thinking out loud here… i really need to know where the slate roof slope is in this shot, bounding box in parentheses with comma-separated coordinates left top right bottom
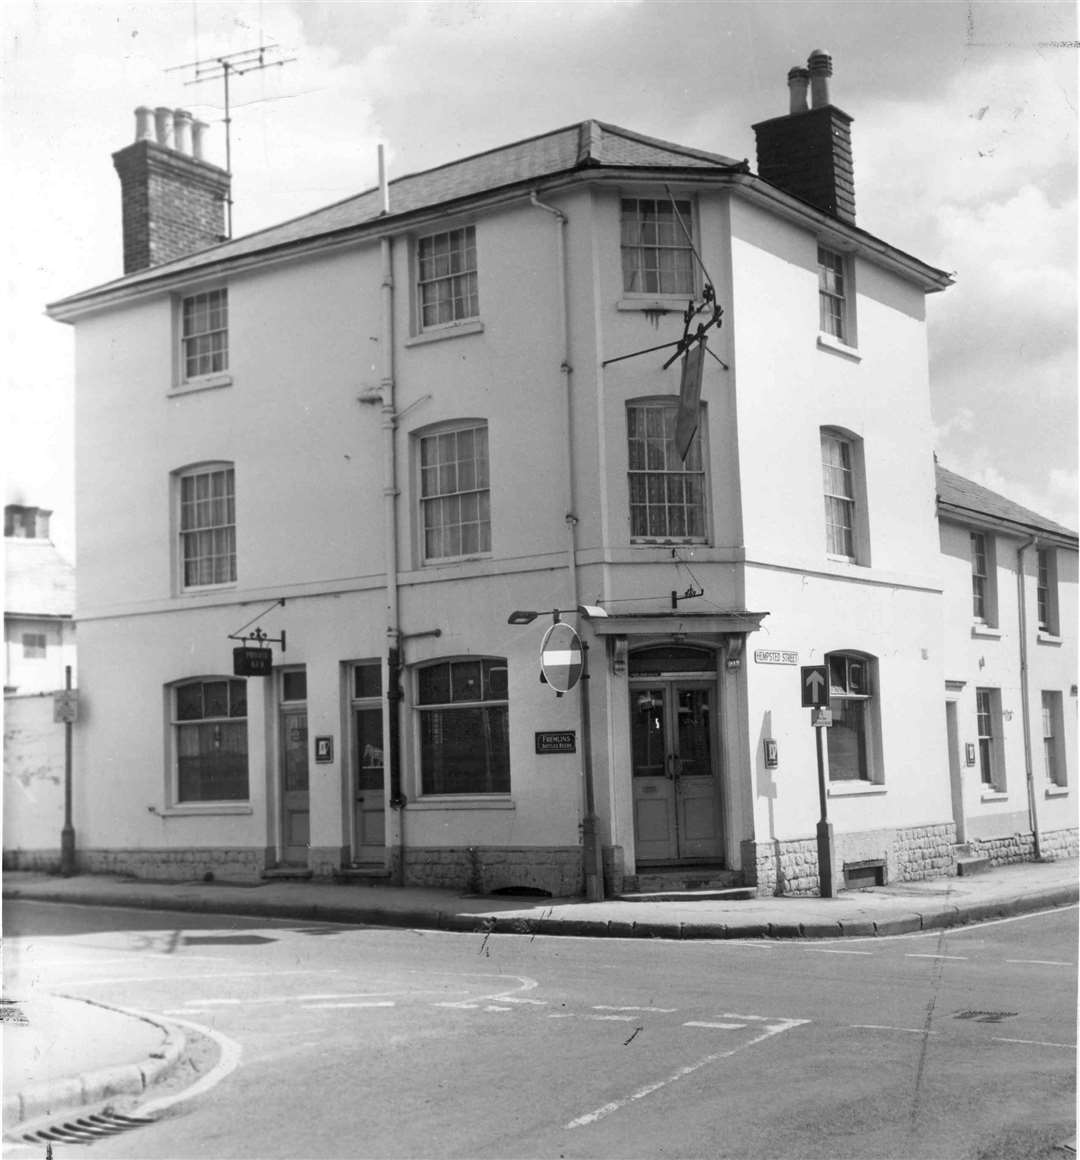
(4, 538, 76, 618)
(936, 463, 1078, 544)
(51, 121, 744, 305)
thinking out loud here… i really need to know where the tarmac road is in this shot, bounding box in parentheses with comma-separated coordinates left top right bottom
(4, 897, 1076, 1159)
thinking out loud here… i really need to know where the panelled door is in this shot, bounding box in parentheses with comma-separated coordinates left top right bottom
(353, 705, 385, 861)
(631, 679, 722, 863)
(280, 706, 310, 864)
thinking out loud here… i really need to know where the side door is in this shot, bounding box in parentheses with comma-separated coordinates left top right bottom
(631, 684, 678, 862)
(672, 682, 721, 861)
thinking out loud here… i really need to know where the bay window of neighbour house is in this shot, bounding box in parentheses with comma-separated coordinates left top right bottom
(1037, 549, 1059, 635)
(826, 653, 877, 782)
(419, 423, 490, 562)
(417, 226, 478, 329)
(970, 532, 997, 625)
(976, 687, 1005, 790)
(818, 246, 854, 345)
(627, 401, 707, 542)
(178, 464, 236, 588)
(417, 658, 509, 795)
(172, 678, 248, 802)
(1042, 691, 1067, 787)
(181, 289, 228, 379)
(621, 198, 695, 296)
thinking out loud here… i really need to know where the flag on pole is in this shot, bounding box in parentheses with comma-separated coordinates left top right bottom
(675, 337, 706, 461)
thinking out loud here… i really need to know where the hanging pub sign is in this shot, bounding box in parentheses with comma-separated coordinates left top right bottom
(233, 646, 274, 676)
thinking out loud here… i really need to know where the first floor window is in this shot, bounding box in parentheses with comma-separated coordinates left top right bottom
(821, 430, 857, 559)
(419, 424, 490, 561)
(418, 226, 478, 328)
(179, 464, 236, 588)
(627, 400, 707, 541)
(417, 658, 509, 795)
(621, 197, 695, 296)
(173, 678, 248, 802)
(970, 531, 997, 624)
(1037, 549, 1058, 634)
(22, 632, 47, 659)
(826, 653, 875, 781)
(1042, 691, 1067, 787)
(975, 687, 1003, 789)
(182, 288, 228, 379)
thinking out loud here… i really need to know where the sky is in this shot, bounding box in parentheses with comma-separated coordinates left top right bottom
(3, 0, 1077, 562)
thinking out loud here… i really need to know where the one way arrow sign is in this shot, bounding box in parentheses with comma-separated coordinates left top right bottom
(801, 664, 828, 708)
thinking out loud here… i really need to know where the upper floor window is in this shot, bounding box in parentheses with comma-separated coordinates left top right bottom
(172, 678, 248, 802)
(826, 653, 877, 782)
(818, 247, 855, 347)
(418, 423, 490, 563)
(22, 632, 47, 659)
(417, 227, 478, 329)
(970, 532, 997, 625)
(1037, 548, 1059, 635)
(179, 464, 236, 589)
(820, 429, 868, 563)
(416, 658, 509, 795)
(627, 400, 707, 543)
(182, 289, 228, 379)
(621, 198, 695, 296)
(976, 687, 1005, 790)
(1041, 691, 1067, 788)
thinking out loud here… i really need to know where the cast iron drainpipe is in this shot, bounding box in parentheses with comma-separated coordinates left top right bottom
(1017, 533, 1042, 860)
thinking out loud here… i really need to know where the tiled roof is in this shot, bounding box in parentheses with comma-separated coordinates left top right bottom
(55, 121, 743, 301)
(936, 464, 1077, 543)
(4, 538, 76, 617)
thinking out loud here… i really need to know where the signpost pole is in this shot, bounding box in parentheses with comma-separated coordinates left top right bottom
(814, 722, 834, 899)
(60, 665, 76, 877)
(578, 639, 604, 902)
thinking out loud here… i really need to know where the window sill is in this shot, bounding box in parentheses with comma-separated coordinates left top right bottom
(970, 623, 1002, 640)
(1045, 785, 1069, 798)
(827, 782, 886, 797)
(180, 582, 238, 597)
(170, 373, 233, 395)
(980, 790, 1008, 802)
(1037, 631, 1062, 646)
(157, 804, 253, 817)
(816, 333, 861, 362)
(406, 320, 484, 347)
(409, 797, 515, 810)
(616, 296, 691, 314)
(631, 538, 709, 548)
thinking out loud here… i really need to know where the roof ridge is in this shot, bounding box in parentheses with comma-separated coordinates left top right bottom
(592, 120, 742, 167)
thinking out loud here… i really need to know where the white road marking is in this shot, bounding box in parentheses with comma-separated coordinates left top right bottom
(129, 1011, 243, 1118)
(502, 997, 548, 1005)
(565, 1017, 809, 1129)
(547, 1012, 639, 1022)
(592, 1005, 677, 1013)
(850, 1024, 938, 1035)
(806, 948, 874, 956)
(52, 969, 340, 986)
(1004, 959, 1073, 967)
(905, 953, 967, 960)
(484, 1005, 512, 1012)
(683, 1021, 746, 1030)
(190, 991, 404, 1006)
(302, 1001, 396, 1010)
(992, 1036, 1076, 1048)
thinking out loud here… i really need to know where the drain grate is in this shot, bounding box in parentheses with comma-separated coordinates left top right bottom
(21, 1111, 156, 1146)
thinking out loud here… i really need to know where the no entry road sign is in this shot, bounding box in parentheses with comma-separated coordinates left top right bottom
(540, 621, 584, 694)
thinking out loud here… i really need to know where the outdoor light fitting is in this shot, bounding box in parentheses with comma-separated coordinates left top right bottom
(507, 605, 609, 626)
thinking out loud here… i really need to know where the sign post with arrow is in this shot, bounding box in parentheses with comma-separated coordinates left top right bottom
(801, 664, 837, 898)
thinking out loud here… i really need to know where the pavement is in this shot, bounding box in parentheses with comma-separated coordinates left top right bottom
(2, 858, 1077, 1138)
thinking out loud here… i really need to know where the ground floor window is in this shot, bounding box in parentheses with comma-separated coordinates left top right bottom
(826, 652, 876, 782)
(417, 658, 509, 794)
(172, 678, 248, 802)
(975, 687, 1004, 790)
(1042, 691, 1067, 787)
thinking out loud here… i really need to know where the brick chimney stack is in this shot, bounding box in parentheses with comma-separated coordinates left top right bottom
(112, 106, 230, 274)
(752, 50, 855, 224)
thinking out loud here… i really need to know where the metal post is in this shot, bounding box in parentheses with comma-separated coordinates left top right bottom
(60, 665, 76, 877)
(814, 722, 834, 898)
(579, 639, 604, 901)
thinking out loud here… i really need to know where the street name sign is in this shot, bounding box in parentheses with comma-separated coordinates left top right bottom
(801, 664, 828, 708)
(755, 649, 798, 665)
(540, 622, 583, 694)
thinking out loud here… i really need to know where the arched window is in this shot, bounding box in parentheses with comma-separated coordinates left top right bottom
(416, 658, 509, 795)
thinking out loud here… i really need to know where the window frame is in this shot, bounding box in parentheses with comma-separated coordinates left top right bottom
(975, 687, 1006, 792)
(1041, 690, 1067, 788)
(620, 196, 698, 299)
(626, 397, 709, 545)
(817, 245, 857, 351)
(175, 462, 237, 593)
(416, 421, 491, 565)
(1036, 548, 1059, 636)
(414, 657, 510, 798)
(970, 531, 998, 626)
(824, 651, 880, 785)
(820, 428, 869, 564)
(21, 632, 47, 659)
(178, 287, 229, 385)
(168, 676, 250, 806)
(415, 225, 479, 333)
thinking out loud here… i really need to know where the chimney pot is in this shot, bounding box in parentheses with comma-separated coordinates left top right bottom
(173, 108, 193, 155)
(154, 106, 175, 149)
(787, 66, 810, 114)
(808, 49, 833, 108)
(191, 119, 209, 162)
(134, 106, 155, 142)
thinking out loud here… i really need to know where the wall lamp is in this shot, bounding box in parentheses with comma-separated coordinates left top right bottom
(507, 605, 608, 625)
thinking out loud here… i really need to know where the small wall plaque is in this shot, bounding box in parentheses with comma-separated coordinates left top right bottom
(535, 731, 576, 754)
(315, 736, 334, 763)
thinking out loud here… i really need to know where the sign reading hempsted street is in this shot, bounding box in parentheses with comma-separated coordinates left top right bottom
(540, 621, 583, 694)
